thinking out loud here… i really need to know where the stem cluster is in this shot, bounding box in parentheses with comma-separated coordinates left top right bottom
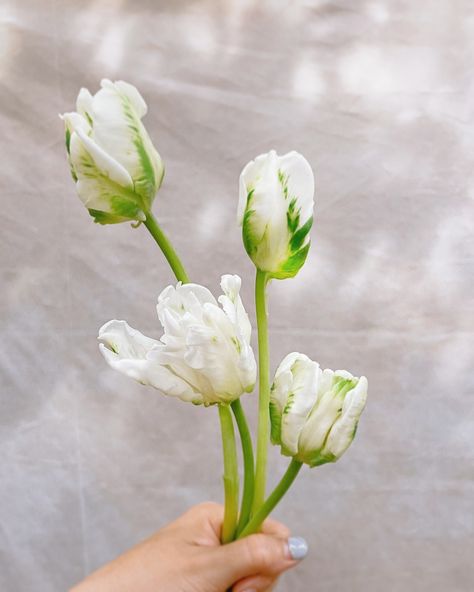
(142, 209, 302, 542)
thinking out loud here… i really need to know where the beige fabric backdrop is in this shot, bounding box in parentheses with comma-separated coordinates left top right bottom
(1, 1, 473, 590)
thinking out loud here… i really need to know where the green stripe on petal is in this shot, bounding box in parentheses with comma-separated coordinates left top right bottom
(65, 128, 71, 154)
(74, 139, 146, 223)
(305, 450, 337, 467)
(332, 376, 358, 397)
(88, 209, 136, 225)
(242, 212, 257, 255)
(286, 197, 300, 233)
(269, 398, 282, 445)
(274, 242, 311, 279)
(290, 215, 313, 252)
(117, 91, 164, 207)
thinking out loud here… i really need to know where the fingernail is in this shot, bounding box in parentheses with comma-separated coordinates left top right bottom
(242, 589, 256, 592)
(288, 536, 308, 560)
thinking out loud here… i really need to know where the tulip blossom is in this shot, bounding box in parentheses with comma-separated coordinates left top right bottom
(270, 352, 368, 466)
(238, 150, 315, 278)
(98, 275, 257, 405)
(61, 79, 164, 224)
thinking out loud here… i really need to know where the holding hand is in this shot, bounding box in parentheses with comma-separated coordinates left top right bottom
(71, 502, 308, 592)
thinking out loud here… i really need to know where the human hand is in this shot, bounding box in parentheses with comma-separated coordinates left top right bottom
(70, 502, 308, 592)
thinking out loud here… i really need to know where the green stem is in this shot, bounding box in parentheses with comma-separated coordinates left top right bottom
(142, 210, 257, 542)
(231, 399, 255, 537)
(252, 269, 270, 515)
(218, 404, 239, 544)
(143, 211, 189, 284)
(239, 459, 303, 538)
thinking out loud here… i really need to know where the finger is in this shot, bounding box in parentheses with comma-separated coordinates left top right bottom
(261, 517, 291, 538)
(233, 574, 276, 592)
(175, 501, 224, 535)
(204, 533, 308, 590)
(179, 501, 224, 526)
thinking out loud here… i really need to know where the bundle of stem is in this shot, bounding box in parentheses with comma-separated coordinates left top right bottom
(143, 209, 301, 541)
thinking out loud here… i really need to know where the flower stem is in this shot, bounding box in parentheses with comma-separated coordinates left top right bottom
(142, 210, 256, 543)
(252, 269, 270, 516)
(218, 404, 240, 544)
(231, 399, 255, 537)
(143, 210, 189, 284)
(239, 459, 303, 538)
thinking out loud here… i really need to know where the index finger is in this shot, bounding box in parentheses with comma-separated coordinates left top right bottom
(261, 517, 291, 538)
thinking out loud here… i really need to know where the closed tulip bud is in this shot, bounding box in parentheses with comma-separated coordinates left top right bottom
(61, 79, 164, 224)
(238, 150, 315, 279)
(98, 275, 257, 405)
(270, 352, 368, 466)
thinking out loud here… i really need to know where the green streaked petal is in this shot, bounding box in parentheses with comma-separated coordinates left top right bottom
(269, 399, 282, 445)
(332, 376, 359, 397)
(242, 208, 260, 256)
(272, 241, 311, 279)
(88, 209, 135, 225)
(286, 197, 300, 233)
(283, 392, 295, 415)
(65, 128, 71, 154)
(70, 131, 146, 224)
(306, 450, 336, 467)
(118, 92, 164, 206)
(290, 216, 313, 252)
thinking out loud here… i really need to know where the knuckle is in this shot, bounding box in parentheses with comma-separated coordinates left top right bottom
(193, 501, 222, 515)
(278, 525, 291, 538)
(264, 518, 291, 538)
(245, 534, 275, 570)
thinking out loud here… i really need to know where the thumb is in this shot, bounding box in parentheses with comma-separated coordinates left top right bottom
(206, 534, 307, 590)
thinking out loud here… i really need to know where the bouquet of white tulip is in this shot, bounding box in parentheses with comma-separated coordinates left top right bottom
(61, 79, 368, 545)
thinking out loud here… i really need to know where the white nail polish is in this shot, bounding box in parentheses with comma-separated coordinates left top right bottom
(288, 536, 308, 560)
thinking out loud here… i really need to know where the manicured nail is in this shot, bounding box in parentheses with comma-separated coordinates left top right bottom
(288, 536, 308, 560)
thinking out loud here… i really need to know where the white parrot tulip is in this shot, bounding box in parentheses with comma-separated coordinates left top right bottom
(61, 79, 164, 224)
(98, 275, 257, 405)
(270, 352, 368, 466)
(238, 150, 315, 278)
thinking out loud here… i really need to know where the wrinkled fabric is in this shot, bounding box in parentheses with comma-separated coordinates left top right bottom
(0, 1, 473, 591)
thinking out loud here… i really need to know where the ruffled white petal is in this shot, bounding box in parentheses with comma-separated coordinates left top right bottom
(76, 88, 94, 119)
(280, 354, 320, 456)
(278, 151, 315, 223)
(324, 376, 368, 458)
(98, 320, 203, 404)
(270, 351, 368, 466)
(106, 79, 147, 117)
(148, 346, 212, 403)
(98, 320, 158, 383)
(61, 112, 91, 135)
(68, 131, 143, 221)
(298, 386, 343, 455)
(99, 276, 256, 406)
(75, 128, 133, 187)
(270, 367, 292, 444)
(218, 274, 252, 344)
(157, 282, 217, 326)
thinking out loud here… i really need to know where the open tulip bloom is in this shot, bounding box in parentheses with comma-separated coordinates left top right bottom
(62, 80, 368, 545)
(98, 275, 257, 406)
